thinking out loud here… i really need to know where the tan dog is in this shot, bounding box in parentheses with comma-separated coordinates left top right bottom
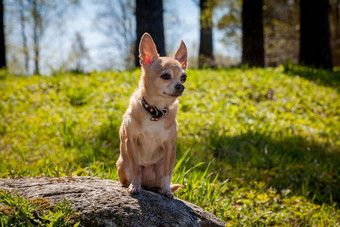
(116, 33, 187, 198)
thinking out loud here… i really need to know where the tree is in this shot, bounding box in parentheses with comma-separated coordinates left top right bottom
(135, 0, 165, 67)
(30, 0, 42, 75)
(264, 0, 299, 66)
(67, 32, 89, 73)
(5, 0, 79, 74)
(217, 0, 242, 50)
(198, 0, 216, 68)
(300, 0, 333, 69)
(0, 0, 6, 69)
(329, 0, 340, 66)
(95, 0, 135, 70)
(242, 0, 264, 67)
(18, 0, 29, 74)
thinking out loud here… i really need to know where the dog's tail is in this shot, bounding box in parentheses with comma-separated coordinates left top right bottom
(170, 184, 183, 193)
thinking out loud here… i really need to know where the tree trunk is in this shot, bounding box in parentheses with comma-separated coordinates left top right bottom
(134, 0, 165, 67)
(336, 0, 340, 38)
(198, 0, 215, 68)
(242, 0, 264, 67)
(32, 0, 40, 75)
(0, 0, 6, 69)
(299, 0, 333, 69)
(19, 0, 29, 75)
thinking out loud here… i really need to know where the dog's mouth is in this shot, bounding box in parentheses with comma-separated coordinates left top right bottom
(163, 91, 183, 97)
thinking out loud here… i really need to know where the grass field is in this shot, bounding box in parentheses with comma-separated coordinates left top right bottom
(1, 65, 340, 225)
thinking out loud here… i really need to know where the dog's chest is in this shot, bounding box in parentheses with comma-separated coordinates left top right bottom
(137, 120, 169, 166)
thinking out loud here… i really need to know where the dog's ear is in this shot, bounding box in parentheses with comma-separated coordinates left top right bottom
(139, 33, 159, 66)
(174, 41, 187, 69)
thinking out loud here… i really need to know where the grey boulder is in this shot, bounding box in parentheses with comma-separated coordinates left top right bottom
(0, 176, 225, 227)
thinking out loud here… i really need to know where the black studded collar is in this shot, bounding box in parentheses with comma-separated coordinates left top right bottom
(141, 97, 169, 121)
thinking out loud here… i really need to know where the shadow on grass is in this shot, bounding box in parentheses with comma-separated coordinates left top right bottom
(59, 113, 121, 166)
(92, 114, 121, 160)
(208, 131, 340, 206)
(283, 64, 340, 91)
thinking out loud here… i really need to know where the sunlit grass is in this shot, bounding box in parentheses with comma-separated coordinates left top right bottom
(0, 189, 80, 226)
(0, 67, 340, 225)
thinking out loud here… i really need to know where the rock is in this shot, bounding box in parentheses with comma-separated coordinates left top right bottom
(0, 176, 225, 227)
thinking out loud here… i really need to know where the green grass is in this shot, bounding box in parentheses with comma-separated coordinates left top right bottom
(0, 189, 80, 226)
(0, 66, 340, 225)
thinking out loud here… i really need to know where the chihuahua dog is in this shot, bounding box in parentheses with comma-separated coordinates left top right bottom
(116, 33, 187, 198)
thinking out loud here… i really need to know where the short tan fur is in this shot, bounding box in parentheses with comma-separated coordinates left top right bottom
(116, 33, 187, 198)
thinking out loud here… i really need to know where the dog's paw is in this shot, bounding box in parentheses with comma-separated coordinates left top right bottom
(158, 188, 174, 199)
(127, 183, 141, 194)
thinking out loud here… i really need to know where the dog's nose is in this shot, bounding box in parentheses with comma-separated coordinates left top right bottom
(175, 83, 185, 92)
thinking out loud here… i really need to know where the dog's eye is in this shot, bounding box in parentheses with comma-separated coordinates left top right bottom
(180, 74, 187, 82)
(160, 73, 171, 80)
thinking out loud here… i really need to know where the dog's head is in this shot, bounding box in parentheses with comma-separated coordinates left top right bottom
(139, 33, 187, 98)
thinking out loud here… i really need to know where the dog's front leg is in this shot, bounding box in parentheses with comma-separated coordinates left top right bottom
(125, 137, 141, 194)
(159, 142, 176, 198)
